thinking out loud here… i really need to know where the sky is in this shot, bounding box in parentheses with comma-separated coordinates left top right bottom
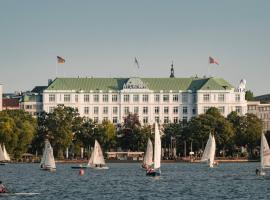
(0, 0, 269, 95)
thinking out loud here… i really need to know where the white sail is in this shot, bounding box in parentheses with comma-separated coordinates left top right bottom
(154, 123, 161, 169)
(89, 140, 105, 166)
(40, 140, 56, 170)
(143, 138, 153, 166)
(201, 133, 216, 167)
(0, 145, 5, 161)
(3, 144, 10, 161)
(209, 135, 216, 168)
(261, 133, 270, 169)
(88, 149, 94, 166)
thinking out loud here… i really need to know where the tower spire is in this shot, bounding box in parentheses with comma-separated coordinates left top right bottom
(170, 61, 175, 78)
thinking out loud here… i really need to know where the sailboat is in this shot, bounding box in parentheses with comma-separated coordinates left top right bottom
(146, 123, 161, 176)
(142, 138, 153, 169)
(201, 133, 216, 168)
(87, 140, 109, 169)
(0, 144, 11, 165)
(40, 139, 56, 172)
(259, 133, 270, 176)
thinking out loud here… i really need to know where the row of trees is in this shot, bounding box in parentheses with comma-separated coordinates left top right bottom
(0, 105, 264, 159)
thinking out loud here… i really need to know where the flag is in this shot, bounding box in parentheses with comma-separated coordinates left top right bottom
(134, 57, 140, 68)
(209, 56, 219, 65)
(57, 56, 65, 64)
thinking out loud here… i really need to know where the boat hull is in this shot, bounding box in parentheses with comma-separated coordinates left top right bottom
(146, 170, 161, 176)
(71, 166, 88, 169)
(40, 167, 56, 172)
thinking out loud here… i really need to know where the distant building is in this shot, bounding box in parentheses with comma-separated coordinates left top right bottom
(20, 86, 46, 116)
(42, 76, 247, 124)
(2, 98, 20, 110)
(247, 101, 270, 132)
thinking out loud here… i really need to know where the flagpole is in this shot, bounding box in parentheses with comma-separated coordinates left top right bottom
(56, 60, 58, 78)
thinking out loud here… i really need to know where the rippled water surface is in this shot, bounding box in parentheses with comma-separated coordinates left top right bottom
(1, 162, 270, 200)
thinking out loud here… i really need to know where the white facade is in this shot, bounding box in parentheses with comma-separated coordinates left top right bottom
(43, 77, 247, 124)
(248, 101, 270, 132)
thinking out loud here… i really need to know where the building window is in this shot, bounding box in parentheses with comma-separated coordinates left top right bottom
(173, 94, 178, 102)
(124, 107, 129, 115)
(64, 94, 71, 102)
(218, 106, 225, 114)
(154, 94, 160, 102)
(192, 108, 196, 115)
(112, 94, 118, 102)
(103, 94, 108, 102)
(218, 94, 225, 102)
(75, 95, 78, 102)
(163, 94, 169, 102)
(183, 107, 188, 114)
(143, 117, 148, 124)
(182, 93, 188, 102)
(154, 106, 159, 114)
(113, 107, 118, 115)
(49, 107, 55, 113)
(84, 107, 89, 114)
(133, 94, 139, 102)
(182, 116, 188, 123)
(94, 107, 99, 114)
(143, 107, 148, 114)
(124, 95, 130, 102)
(93, 117, 98, 123)
(192, 94, 197, 103)
(155, 116, 160, 123)
(25, 105, 32, 109)
(103, 117, 108, 122)
(173, 117, 178, 123)
(113, 117, 118, 124)
(103, 107, 108, 114)
(173, 107, 178, 114)
(84, 94, 90, 102)
(49, 94, 55, 102)
(203, 107, 210, 113)
(142, 94, 149, 102)
(236, 106, 242, 114)
(93, 94, 99, 102)
(164, 117, 169, 124)
(134, 107, 139, 114)
(164, 107, 169, 114)
(235, 94, 240, 102)
(203, 94, 210, 102)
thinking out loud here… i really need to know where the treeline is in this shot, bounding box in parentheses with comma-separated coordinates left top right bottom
(0, 105, 265, 159)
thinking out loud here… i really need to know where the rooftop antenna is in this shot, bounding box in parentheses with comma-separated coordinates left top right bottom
(170, 61, 175, 78)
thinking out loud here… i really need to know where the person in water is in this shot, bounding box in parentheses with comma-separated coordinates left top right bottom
(0, 181, 7, 193)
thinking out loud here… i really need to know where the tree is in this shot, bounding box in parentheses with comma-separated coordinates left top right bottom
(227, 111, 262, 158)
(117, 113, 141, 151)
(245, 90, 254, 101)
(187, 107, 234, 157)
(33, 105, 81, 159)
(0, 110, 37, 158)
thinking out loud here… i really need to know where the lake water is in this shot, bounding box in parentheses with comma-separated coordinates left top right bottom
(1, 162, 270, 200)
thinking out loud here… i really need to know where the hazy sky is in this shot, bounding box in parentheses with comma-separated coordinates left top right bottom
(0, 0, 269, 95)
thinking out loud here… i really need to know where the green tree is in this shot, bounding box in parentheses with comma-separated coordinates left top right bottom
(0, 110, 36, 158)
(245, 90, 254, 101)
(33, 105, 81, 159)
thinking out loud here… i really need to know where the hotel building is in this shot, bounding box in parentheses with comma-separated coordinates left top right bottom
(42, 76, 247, 124)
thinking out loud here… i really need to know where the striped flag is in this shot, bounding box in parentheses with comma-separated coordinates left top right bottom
(57, 56, 65, 64)
(209, 56, 219, 65)
(134, 57, 140, 68)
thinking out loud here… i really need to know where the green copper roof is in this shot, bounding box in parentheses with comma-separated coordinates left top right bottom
(45, 77, 234, 92)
